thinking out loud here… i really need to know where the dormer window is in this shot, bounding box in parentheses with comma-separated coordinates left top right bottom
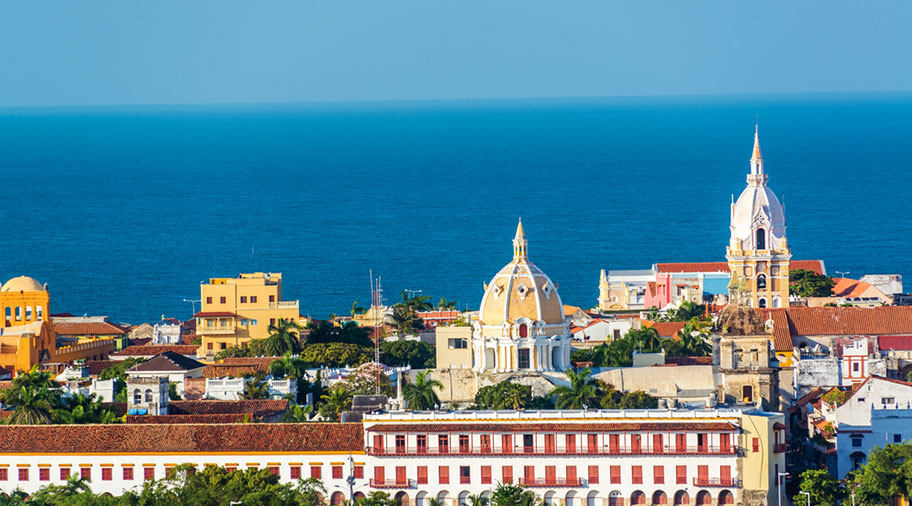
(516, 284, 529, 300)
(756, 228, 766, 249)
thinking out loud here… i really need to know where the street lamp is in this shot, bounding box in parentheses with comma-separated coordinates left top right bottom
(835, 271, 850, 279)
(182, 298, 201, 316)
(777, 472, 790, 506)
(800, 491, 811, 506)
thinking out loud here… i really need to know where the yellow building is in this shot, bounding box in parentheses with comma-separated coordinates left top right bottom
(726, 127, 791, 309)
(0, 276, 56, 374)
(196, 272, 301, 354)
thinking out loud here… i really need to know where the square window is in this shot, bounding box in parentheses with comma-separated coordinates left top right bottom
(250, 296, 257, 303)
(354, 465, 363, 479)
(144, 467, 155, 481)
(332, 466, 343, 479)
(310, 466, 321, 479)
(207, 343, 213, 350)
(102, 468, 112, 481)
(895, 434, 902, 443)
(18, 468, 28, 481)
(290, 466, 301, 480)
(80, 467, 91, 480)
(251, 319, 258, 326)
(122, 467, 132, 480)
(39, 468, 49, 481)
(240, 296, 247, 303)
(220, 343, 227, 350)
(61, 467, 71, 480)
(220, 297, 226, 304)
(241, 319, 248, 326)
(852, 438, 863, 447)
(0, 468, 7, 481)
(883, 397, 895, 405)
(269, 467, 279, 476)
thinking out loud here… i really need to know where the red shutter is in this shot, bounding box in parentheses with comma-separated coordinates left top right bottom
(588, 465, 599, 484)
(545, 434, 555, 453)
(587, 433, 598, 453)
(653, 434, 664, 453)
(675, 434, 686, 453)
(481, 466, 492, 484)
(632, 434, 642, 453)
(373, 435, 383, 453)
(524, 466, 535, 483)
(373, 466, 384, 484)
(566, 434, 577, 453)
(753, 437, 760, 452)
(632, 466, 643, 484)
(546, 466, 556, 483)
(566, 466, 577, 484)
(654, 466, 664, 484)
(609, 434, 620, 453)
(502, 434, 512, 454)
(439, 466, 449, 485)
(676, 465, 686, 484)
(721, 465, 731, 485)
(502, 466, 513, 484)
(610, 465, 621, 484)
(396, 466, 406, 485)
(698, 465, 708, 484)
(417, 466, 428, 485)
(720, 433, 731, 453)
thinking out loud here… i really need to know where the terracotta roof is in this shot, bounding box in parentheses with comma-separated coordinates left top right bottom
(563, 305, 582, 316)
(665, 356, 713, 366)
(367, 421, 738, 433)
(113, 345, 200, 357)
(655, 260, 825, 275)
(194, 311, 237, 318)
(415, 310, 460, 318)
(203, 362, 271, 378)
(878, 336, 912, 352)
(762, 307, 912, 342)
(53, 321, 126, 336)
(126, 414, 249, 424)
(85, 360, 119, 376)
(169, 399, 288, 419)
(831, 278, 879, 298)
(0, 423, 363, 454)
(640, 320, 687, 338)
(129, 351, 205, 373)
(221, 357, 281, 366)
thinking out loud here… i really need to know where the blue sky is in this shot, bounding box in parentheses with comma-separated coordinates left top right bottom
(2, 1, 910, 107)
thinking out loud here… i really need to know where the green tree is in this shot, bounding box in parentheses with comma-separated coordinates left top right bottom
(318, 387, 352, 421)
(0, 366, 61, 425)
(53, 392, 118, 425)
(351, 300, 366, 319)
(98, 358, 142, 381)
(790, 268, 835, 297)
(672, 301, 707, 321)
(551, 368, 602, 409)
(475, 381, 539, 410)
(300, 342, 372, 368)
(295, 477, 328, 506)
(380, 340, 436, 369)
(305, 321, 374, 347)
(437, 297, 457, 310)
(402, 370, 443, 410)
(663, 324, 712, 358)
(853, 443, 912, 505)
(628, 327, 663, 353)
(389, 291, 434, 335)
(354, 491, 397, 506)
(241, 372, 272, 400)
(792, 469, 845, 506)
(265, 319, 304, 356)
(468, 493, 490, 506)
(490, 483, 541, 506)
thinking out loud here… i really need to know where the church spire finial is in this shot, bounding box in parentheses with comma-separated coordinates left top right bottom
(749, 123, 765, 182)
(513, 218, 528, 260)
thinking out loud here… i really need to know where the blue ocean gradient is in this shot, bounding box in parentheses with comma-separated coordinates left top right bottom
(0, 93, 908, 323)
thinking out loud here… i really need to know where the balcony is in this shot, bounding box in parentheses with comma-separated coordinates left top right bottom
(366, 445, 739, 457)
(519, 478, 584, 488)
(692, 478, 740, 488)
(369, 479, 415, 489)
(198, 328, 236, 335)
(774, 443, 787, 453)
(269, 301, 299, 309)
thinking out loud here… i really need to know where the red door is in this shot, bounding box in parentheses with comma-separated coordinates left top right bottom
(720, 433, 731, 453)
(373, 435, 384, 454)
(396, 466, 406, 486)
(631, 434, 642, 453)
(544, 434, 555, 453)
(587, 434, 598, 454)
(609, 434, 619, 453)
(545, 466, 556, 485)
(675, 433, 686, 453)
(698, 465, 708, 485)
(653, 434, 664, 454)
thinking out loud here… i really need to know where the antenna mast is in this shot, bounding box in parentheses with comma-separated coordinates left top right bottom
(371, 272, 383, 395)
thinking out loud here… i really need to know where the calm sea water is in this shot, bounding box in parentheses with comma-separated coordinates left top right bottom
(0, 94, 909, 324)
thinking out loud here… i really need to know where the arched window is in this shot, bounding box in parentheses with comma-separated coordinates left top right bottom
(145, 389, 153, 403)
(25, 307, 33, 320)
(757, 274, 767, 290)
(696, 491, 712, 506)
(674, 491, 690, 506)
(756, 228, 766, 249)
(4, 307, 10, 320)
(518, 324, 528, 338)
(15, 306, 22, 320)
(653, 492, 668, 505)
(719, 491, 734, 505)
(36, 306, 43, 320)
(133, 389, 142, 404)
(631, 491, 646, 505)
(758, 298, 767, 308)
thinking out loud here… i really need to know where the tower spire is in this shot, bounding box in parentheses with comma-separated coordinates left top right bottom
(750, 123, 763, 175)
(513, 217, 528, 260)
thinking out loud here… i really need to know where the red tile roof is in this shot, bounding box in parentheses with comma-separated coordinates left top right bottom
(0, 423, 363, 454)
(367, 421, 738, 433)
(640, 320, 687, 338)
(831, 278, 881, 298)
(762, 306, 912, 341)
(203, 362, 272, 378)
(126, 414, 249, 424)
(53, 321, 127, 336)
(194, 311, 237, 318)
(878, 336, 912, 352)
(655, 260, 825, 275)
(85, 360, 120, 376)
(665, 356, 713, 366)
(112, 345, 201, 357)
(169, 399, 288, 419)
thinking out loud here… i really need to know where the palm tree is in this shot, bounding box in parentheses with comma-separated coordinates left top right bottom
(437, 297, 457, 310)
(468, 494, 490, 506)
(676, 324, 712, 356)
(0, 366, 60, 425)
(351, 300, 366, 319)
(425, 500, 442, 506)
(402, 371, 443, 410)
(318, 388, 352, 422)
(265, 319, 303, 356)
(551, 367, 602, 409)
(240, 377, 271, 400)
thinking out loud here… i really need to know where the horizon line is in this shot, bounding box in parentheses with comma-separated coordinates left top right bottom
(1, 89, 911, 113)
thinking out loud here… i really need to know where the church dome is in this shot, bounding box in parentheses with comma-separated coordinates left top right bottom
(478, 220, 564, 328)
(729, 127, 787, 250)
(1, 276, 46, 293)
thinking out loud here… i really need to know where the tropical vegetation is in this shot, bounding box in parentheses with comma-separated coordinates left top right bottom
(0, 366, 117, 425)
(790, 268, 835, 298)
(380, 339, 436, 368)
(473, 381, 553, 410)
(402, 370, 443, 410)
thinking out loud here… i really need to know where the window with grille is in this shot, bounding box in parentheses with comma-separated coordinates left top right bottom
(610, 466, 621, 484)
(632, 465, 643, 484)
(460, 466, 470, 484)
(81, 467, 91, 480)
(481, 466, 492, 484)
(102, 468, 112, 481)
(588, 465, 599, 484)
(39, 468, 49, 481)
(439, 466, 449, 485)
(311, 466, 321, 479)
(654, 465, 665, 484)
(0, 469, 6, 481)
(144, 467, 154, 481)
(332, 466, 343, 479)
(122, 467, 132, 480)
(502, 466, 513, 484)
(290, 466, 301, 480)
(417, 466, 428, 485)
(18, 468, 27, 481)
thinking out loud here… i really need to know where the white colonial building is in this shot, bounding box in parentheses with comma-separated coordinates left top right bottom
(0, 408, 785, 506)
(471, 220, 572, 373)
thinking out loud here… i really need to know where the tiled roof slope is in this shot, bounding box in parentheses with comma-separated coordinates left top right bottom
(169, 399, 288, 419)
(113, 345, 200, 357)
(761, 306, 912, 352)
(878, 336, 912, 352)
(656, 260, 825, 275)
(0, 423, 363, 454)
(641, 321, 687, 338)
(53, 322, 126, 336)
(126, 414, 248, 424)
(129, 351, 205, 372)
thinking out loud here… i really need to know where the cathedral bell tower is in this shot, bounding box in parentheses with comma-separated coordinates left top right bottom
(726, 127, 791, 308)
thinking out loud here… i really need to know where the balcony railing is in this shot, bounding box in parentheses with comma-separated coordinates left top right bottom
(366, 445, 739, 457)
(269, 301, 299, 309)
(198, 328, 235, 335)
(692, 478, 741, 488)
(519, 478, 584, 488)
(369, 479, 415, 489)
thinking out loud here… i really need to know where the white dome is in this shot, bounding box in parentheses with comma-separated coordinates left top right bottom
(729, 129, 787, 251)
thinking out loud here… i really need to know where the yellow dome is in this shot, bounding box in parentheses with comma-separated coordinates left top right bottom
(478, 220, 564, 327)
(1, 276, 46, 293)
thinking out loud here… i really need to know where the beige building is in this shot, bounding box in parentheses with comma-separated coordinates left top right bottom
(435, 326, 472, 370)
(196, 273, 300, 354)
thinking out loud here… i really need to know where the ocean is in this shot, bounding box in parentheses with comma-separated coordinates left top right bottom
(0, 93, 909, 324)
